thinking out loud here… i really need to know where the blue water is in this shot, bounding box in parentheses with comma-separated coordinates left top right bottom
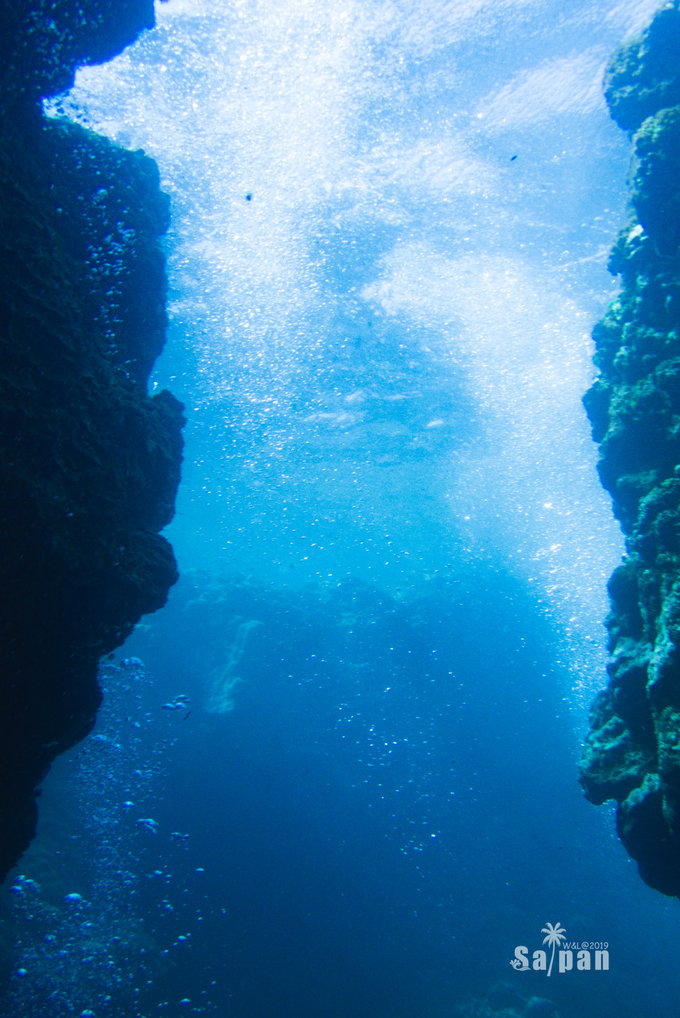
(4, 0, 680, 1015)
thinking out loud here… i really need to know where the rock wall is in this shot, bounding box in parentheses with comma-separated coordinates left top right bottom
(0, 1, 183, 880)
(580, 0, 680, 896)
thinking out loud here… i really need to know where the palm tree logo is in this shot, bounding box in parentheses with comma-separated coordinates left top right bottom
(541, 921, 567, 977)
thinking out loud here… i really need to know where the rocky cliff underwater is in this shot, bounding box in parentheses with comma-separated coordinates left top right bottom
(0, 1, 183, 881)
(580, 0, 680, 896)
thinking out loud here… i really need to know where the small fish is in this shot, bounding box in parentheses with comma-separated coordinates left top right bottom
(137, 818, 159, 834)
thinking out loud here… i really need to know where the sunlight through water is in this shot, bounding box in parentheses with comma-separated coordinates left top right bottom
(44, 0, 663, 698)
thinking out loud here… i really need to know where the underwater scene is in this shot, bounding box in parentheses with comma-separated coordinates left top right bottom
(4, 0, 680, 1015)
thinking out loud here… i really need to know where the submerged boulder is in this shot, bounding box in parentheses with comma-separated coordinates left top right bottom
(0, 2, 183, 879)
(580, 0, 680, 896)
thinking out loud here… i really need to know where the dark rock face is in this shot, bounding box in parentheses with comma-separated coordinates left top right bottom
(0, 0, 156, 108)
(580, 1, 680, 896)
(0, 2, 183, 881)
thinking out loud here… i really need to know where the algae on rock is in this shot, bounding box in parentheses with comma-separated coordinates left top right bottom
(580, 0, 680, 896)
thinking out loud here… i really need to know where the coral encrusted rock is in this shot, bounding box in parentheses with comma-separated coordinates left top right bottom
(580, 0, 680, 896)
(0, 1, 183, 881)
